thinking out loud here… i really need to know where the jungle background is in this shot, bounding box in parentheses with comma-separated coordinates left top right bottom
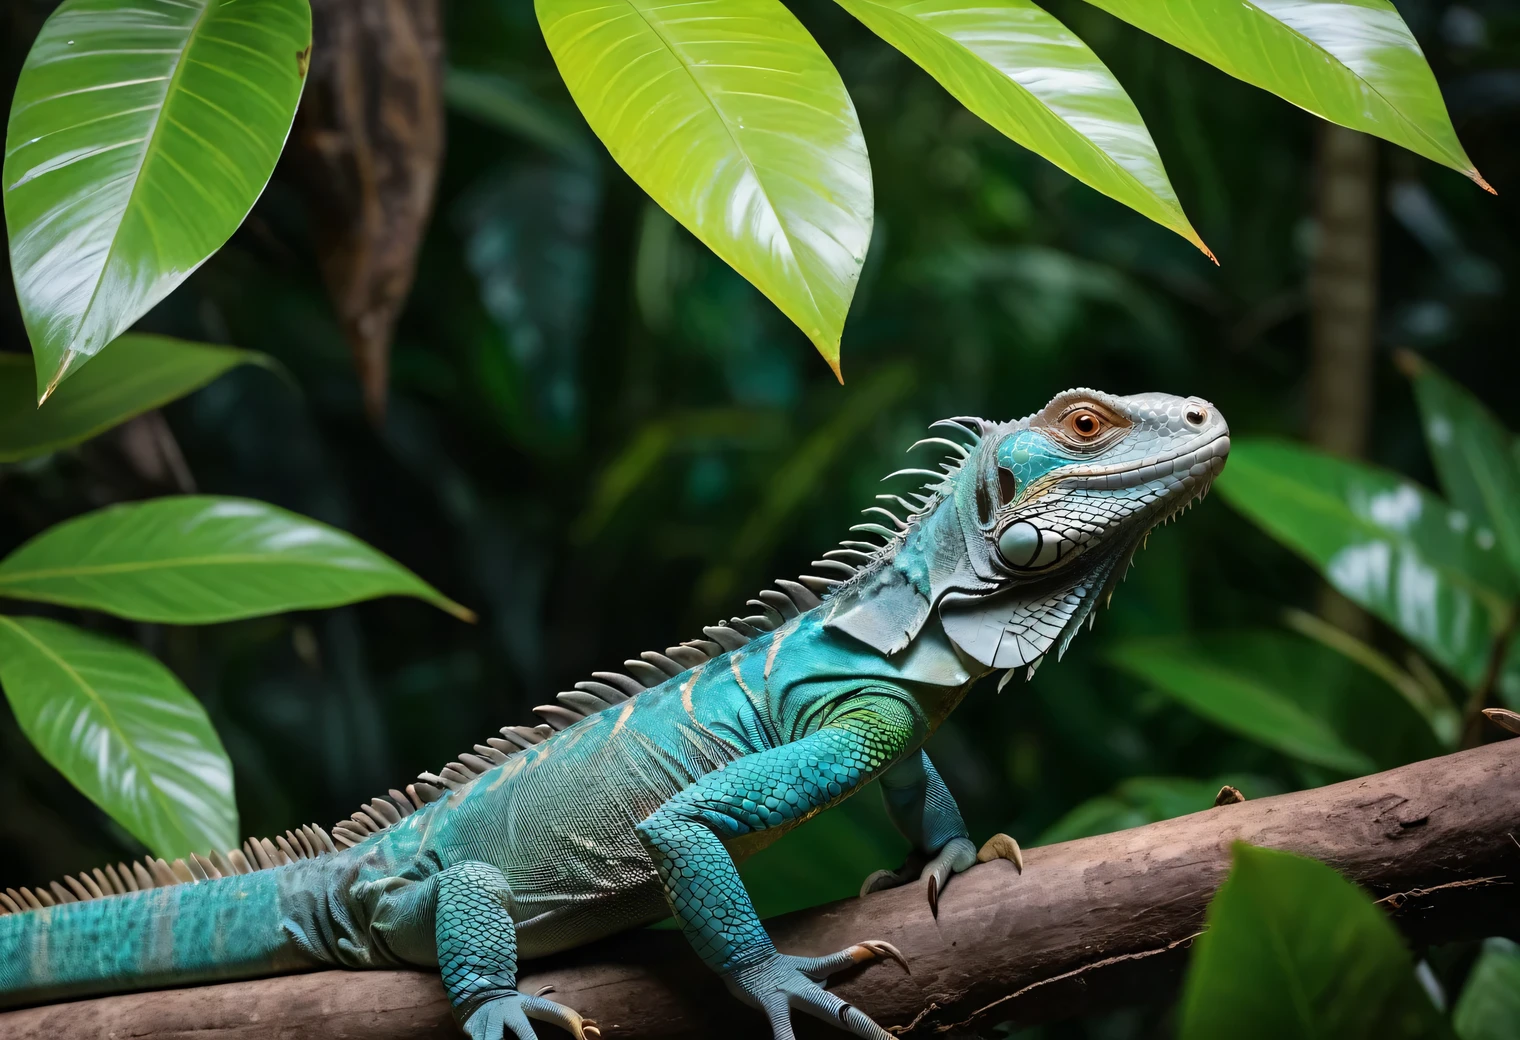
(1, 0, 1518, 1035)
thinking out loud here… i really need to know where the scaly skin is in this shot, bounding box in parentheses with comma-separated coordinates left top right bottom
(0, 389, 1229, 1040)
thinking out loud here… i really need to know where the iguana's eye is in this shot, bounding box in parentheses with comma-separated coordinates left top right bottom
(1063, 409, 1104, 440)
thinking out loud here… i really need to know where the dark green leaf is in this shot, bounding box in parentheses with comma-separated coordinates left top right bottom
(1217, 439, 1511, 688)
(0, 615, 236, 858)
(1108, 632, 1379, 774)
(0, 334, 269, 463)
(1179, 843, 1449, 1040)
(4, 0, 311, 399)
(1454, 938, 1520, 1040)
(1398, 350, 1520, 580)
(0, 496, 472, 624)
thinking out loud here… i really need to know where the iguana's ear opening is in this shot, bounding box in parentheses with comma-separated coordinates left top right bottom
(824, 565, 931, 657)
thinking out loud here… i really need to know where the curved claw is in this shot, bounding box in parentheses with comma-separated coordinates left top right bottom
(976, 832, 1025, 872)
(920, 837, 976, 917)
(465, 991, 599, 1040)
(727, 946, 902, 1040)
(859, 867, 908, 898)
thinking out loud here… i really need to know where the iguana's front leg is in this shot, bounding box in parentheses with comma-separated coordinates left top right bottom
(859, 750, 1023, 913)
(635, 696, 919, 1040)
(432, 862, 599, 1040)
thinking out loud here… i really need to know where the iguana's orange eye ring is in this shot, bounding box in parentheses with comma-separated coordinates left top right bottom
(1063, 409, 1104, 440)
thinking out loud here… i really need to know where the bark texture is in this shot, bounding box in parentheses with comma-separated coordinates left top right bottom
(3, 741, 1516, 1039)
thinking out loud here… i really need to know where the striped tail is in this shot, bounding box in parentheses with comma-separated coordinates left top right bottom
(0, 868, 314, 1009)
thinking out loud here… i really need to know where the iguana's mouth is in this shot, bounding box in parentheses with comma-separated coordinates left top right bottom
(1063, 431, 1231, 493)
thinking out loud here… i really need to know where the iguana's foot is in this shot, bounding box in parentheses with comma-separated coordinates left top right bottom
(724, 941, 908, 1040)
(859, 834, 1023, 915)
(463, 989, 600, 1040)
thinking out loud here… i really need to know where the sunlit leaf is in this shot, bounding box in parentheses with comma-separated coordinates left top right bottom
(3, 0, 312, 400)
(1454, 938, 1520, 1040)
(1038, 774, 1280, 845)
(1398, 350, 1520, 579)
(1108, 632, 1379, 774)
(536, 0, 873, 375)
(1083, 0, 1488, 190)
(1217, 439, 1511, 688)
(834, 0, 1209, 256)
(0, 616, 235, 858)
(0, 334, 270, 463)
(1179, 844, 1448, 1040)
(0, 496, 472, 624)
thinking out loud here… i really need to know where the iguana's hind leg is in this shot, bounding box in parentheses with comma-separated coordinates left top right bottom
(434, 862, 600, 1040)
(635, 696, 920, 1040)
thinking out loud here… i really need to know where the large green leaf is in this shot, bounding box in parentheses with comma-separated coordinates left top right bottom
(1179, 844, 1448, 1040)
(536, 0, 873, 376)
(0, 496, 472, 624)
(1217, 439, 1512, 688)
(0, 615, 235, 858)
(1398, 351, 1520, 580)
(1454, 938, 1520, 1040)
(833, 0, 1209, 256)
(1108, 632, 1378, 774)
(1083, 0, 1488, 190)
(3, 0, 312, 400)
(0, 334, 269, 462)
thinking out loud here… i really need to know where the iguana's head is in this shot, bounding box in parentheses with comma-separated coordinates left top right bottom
(823, 389, 1229, 679)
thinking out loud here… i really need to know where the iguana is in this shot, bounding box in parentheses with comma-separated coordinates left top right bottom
(0, 388, 1228, 1040)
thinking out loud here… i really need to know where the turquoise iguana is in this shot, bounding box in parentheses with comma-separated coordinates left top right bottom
(0, 389, 1228, 1039)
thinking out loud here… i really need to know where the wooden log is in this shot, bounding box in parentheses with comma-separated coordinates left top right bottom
(3, 740, 1516, 1038)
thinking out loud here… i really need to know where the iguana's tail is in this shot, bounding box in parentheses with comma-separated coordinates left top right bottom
(0, 867, 314, 1009)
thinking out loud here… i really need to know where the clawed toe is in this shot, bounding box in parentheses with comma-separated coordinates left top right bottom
(976, 832, 1024, 871)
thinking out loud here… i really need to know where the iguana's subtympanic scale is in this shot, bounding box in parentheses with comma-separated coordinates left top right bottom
(0, 389, 1229, 1040)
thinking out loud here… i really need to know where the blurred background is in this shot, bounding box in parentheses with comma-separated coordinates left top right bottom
(1, 0, 1517, 1033)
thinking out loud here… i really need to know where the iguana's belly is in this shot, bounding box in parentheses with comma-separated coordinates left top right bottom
(435, 674, 774, 956)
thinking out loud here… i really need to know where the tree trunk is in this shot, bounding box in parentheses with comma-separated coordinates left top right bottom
(3, 740, 1516, 1039)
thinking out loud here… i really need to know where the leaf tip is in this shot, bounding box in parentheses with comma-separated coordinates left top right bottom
(440, 598, 478, 624)
(826, 353, 844, 384)
(36, 350, 79, 406)
(1392, 347, 1423, 378)
(1470, 170, 1497, 196)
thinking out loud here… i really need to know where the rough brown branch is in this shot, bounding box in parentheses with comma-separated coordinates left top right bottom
(4, 742, 1517, 1039)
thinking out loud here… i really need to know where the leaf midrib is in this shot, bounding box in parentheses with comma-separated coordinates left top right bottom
(616, 0, 828, 333)
(0, 553, 387, 585)
(0, 615, 189, 851)
(69, 0, 216, 365)
(846, 0, 1183, 224)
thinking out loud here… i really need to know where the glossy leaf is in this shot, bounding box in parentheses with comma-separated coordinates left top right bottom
(1454, 938, 1520, 1040)
(0, 615, 235, 858)
(0, 496, 473, 624)
(4, 0, 312, 400)
(1038, 774, 1279, 845)
(1179, 844, 1448, 1040)
(1217, 439, 1512, 688)
(1398, 350, 1520, 579)
(1083, 0, 1488, 190)
(0, 334, 269, 463)
(833, 0, 1210, 256)
(536, 0, 873, 376)
(1108, 632, 1378, 774)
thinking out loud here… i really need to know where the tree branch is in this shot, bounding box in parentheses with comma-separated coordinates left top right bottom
(4, 742, 1517, 1039)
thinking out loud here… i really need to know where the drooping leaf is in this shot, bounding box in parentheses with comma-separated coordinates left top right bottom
(1038, 774, 1280, 845)
(1217, 439, 1512, 688)
(833, 0, 1209, 256)
(0, 334, 270, 463)
(0, 496, 472, 624)
(0, 615, 236, 858)
(1454, 938, 1520, 1040)
(535, 0, 873, 376)
(1179, 844, 1448, 1040)
(3, 0, 312, 400)
(1108, 632, 1379, 774)
(1398, 350, 1520, 579)
(1083, 0, 1488, 190)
